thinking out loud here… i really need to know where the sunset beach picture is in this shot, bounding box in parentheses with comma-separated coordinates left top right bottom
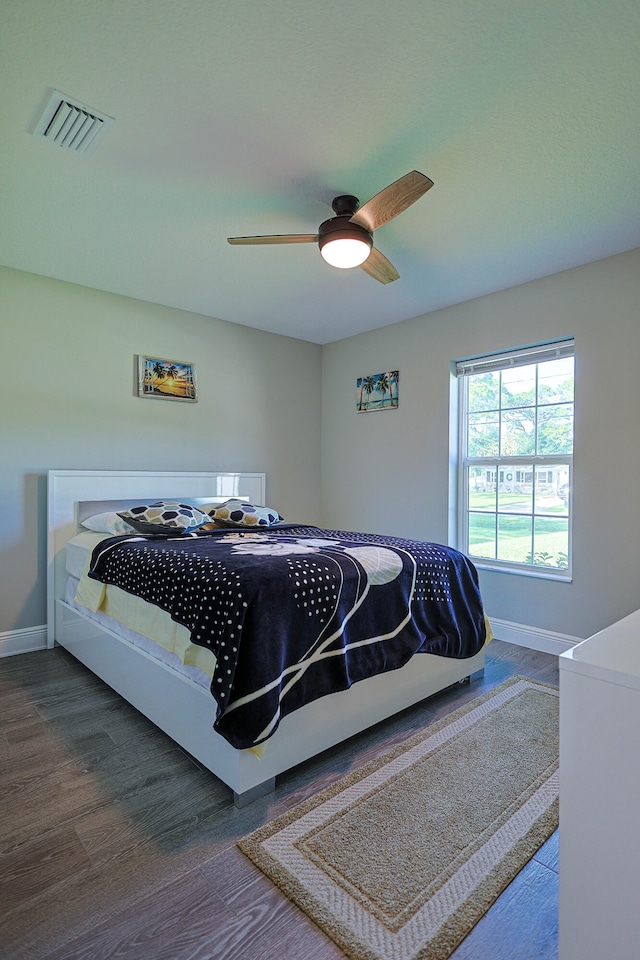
(138, 356, 197, 402)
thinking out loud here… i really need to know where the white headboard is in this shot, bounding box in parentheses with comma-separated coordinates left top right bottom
(47, 469, 266, 648)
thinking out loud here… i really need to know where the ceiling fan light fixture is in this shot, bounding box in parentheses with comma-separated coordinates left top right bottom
(320, 237, 372, 269)
(318, 217, 373, 269)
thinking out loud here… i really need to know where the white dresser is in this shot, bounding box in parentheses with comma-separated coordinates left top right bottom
(559, 608, 640, 959)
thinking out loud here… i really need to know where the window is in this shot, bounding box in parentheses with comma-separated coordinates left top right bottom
(456, 340, 574, 577)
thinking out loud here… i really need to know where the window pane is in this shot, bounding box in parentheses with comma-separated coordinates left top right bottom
(538, 357, 574, 405)
(468, 411, 499, 457)
(533, 517, 569, 568)
(537, 403, 574, 455)
(498, 469, 533, 514)
(497, 514, 532, 563)
(501, 409, 535, 455)
(535, 464, 569, 516)
(468, 513, 496, 559)
(468, 465, 496, 511)
(501, 364, 536, 409)
(468, 371, 500, 412)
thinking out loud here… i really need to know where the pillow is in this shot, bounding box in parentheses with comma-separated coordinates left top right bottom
(116, 501, 209, 535)
(205, 499, 283, 528)
(81, 511, 136, 535)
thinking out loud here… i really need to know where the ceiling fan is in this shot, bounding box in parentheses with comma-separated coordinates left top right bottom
(227, 170, 433, 284)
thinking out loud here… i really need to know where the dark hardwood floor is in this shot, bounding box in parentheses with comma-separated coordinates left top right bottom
(0, 639, 559, 960)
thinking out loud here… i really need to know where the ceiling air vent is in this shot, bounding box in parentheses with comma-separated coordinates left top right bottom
(32, 89, 114, 155)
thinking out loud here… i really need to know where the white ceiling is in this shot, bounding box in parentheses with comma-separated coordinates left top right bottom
(1, 0, 639, 344)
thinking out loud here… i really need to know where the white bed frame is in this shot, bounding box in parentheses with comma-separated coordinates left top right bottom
(48, 469, 485, 806)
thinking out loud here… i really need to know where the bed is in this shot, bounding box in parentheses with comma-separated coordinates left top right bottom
(48, 469, 488, 806)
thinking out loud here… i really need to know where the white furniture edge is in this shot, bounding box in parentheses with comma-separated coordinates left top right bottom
(558, 608, 640, 958)
(48, 469, 485, 805)
(559, 608, 640, 692)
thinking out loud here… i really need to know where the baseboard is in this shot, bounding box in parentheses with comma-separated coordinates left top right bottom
(488, 617, 581, 656)
(0, 624, 48, 657)
(0, 618, 581, 659)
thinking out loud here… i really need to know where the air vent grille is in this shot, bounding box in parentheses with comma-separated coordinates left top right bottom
(32, 90, 114, 155)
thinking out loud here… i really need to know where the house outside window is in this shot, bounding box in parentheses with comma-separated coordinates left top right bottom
(456, 339, 574, 578)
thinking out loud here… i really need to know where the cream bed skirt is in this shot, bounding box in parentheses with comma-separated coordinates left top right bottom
(65, 532, 216, 686)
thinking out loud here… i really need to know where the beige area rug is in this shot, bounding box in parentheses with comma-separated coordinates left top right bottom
(239, 676, 559, 960)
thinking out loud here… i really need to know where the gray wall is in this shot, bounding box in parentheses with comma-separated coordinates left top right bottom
(320, 248, 640, 641)
(3, 248, 639, 644)
(0, 266, 322, 633)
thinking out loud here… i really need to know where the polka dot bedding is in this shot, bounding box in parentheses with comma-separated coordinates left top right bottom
(87, 525, 487, 750)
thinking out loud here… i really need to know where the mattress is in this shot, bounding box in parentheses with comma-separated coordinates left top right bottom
(66, 531, 107, 579)
(65, 532, 216, 686)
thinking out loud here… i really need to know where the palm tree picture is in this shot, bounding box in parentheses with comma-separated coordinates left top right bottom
(356, 370, 399, 412)
(138, 356, 197, 402)
(388, 370, 399, 407)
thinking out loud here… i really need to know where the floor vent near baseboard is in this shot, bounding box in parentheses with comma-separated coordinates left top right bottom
(31, 89, 114, 155)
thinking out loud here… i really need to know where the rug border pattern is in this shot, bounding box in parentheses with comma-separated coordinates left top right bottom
(238, 676, 559, 960)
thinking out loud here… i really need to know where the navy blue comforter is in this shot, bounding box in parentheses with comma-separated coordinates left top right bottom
(88, 525, 487, 749)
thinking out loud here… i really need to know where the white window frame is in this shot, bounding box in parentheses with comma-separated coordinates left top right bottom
(455, 339, 574, 581)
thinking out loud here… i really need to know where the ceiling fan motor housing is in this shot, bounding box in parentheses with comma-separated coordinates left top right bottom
(331, 194, 360, 216)
(317, 216, 373, 255)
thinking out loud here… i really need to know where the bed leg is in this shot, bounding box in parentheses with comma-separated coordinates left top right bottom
(233, 777, 276, 809)
(458, 667, 485, 686)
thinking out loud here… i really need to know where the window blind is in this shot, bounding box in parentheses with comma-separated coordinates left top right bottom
(455, 339, 574, 378)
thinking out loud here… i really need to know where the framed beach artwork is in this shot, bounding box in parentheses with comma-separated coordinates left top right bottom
(356, 370, 399, 413)
(137, 355, 197, 402)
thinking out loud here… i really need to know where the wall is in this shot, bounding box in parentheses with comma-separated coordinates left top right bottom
(321, 248, 640, 643)
(4, 249, 639, 650)
(0, 266, 322, 639)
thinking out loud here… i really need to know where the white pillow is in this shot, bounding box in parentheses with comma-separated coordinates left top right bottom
(81, 512, 136, 535)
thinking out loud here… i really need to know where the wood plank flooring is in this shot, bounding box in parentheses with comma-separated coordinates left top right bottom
(0, 639, 559, 960)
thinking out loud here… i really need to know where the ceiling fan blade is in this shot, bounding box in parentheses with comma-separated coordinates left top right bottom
(227, 234, 318, 245)
(360, 247, 400, 284)
(350, 171, 434, 233)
